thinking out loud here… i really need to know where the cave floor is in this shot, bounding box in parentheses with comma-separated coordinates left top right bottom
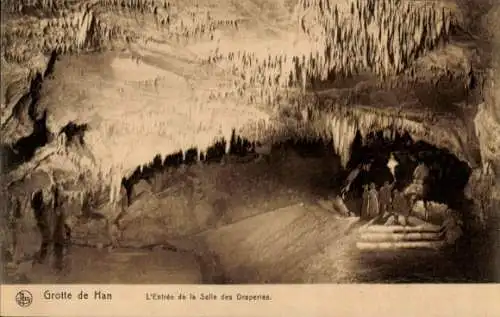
(4, 247, 203, 284)
(5, 203, 476, 284)
(3, 151, 493, 284)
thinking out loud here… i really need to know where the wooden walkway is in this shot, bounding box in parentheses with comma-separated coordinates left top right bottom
(355, 214, 452, 251)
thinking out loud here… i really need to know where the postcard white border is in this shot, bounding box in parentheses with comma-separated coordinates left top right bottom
(2, 284, 500, 317)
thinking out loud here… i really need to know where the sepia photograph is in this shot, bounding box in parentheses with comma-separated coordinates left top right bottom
(1, 0, 499, 289)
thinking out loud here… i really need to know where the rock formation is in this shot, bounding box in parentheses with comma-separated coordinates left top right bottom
(1, 0, 499, 252)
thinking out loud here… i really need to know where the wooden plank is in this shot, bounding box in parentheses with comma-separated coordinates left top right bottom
(356, 240, 446, 250)
(359, 224, 442, 234)
(360, 232, 443, 242)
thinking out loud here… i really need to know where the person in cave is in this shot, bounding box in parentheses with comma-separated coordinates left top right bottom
(378, 181, 394, 217)
(390, 188, 411, 226)
(361, 184, 369, 219)
(413, 156, 431, 182)
(399, 191, 412, 226)
(366, 183, 379, 219)
(341, 162, 372, 199)
(404, 159, 431, 210)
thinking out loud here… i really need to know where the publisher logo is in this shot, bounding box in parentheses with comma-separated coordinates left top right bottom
(15, 290, 33, 308)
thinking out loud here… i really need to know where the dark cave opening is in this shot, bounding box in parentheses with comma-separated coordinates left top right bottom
(120, 129, 341, 205)
(59, 122, 88, 146)
(1, 110, 50, 173)
(345, 130, 472, 210)
(121, 136, 230, 203)
(120, 125, 472, 218)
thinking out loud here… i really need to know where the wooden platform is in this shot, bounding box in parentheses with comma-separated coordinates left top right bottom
(355, 215, 452, 251)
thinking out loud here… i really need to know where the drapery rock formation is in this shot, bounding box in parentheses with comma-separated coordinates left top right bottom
(1, 0, 499, 252)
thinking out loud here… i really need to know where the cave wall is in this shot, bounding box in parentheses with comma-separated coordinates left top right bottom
(464, 2, 500, 239)
(478, 3, 500, 177)
(1, 0, 500, 263)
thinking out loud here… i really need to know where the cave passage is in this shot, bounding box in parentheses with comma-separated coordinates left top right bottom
(122, 134, 231, 201)
(121, 129, 342, 204)
(345, 130, 472, 209)
(120, 125, 472, 215)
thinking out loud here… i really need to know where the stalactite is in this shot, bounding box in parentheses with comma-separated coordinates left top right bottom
(2, 0, 470, 214)
(203, 0, 457, 104)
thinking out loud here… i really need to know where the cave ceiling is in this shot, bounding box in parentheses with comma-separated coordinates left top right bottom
(1, 0, 499, 199)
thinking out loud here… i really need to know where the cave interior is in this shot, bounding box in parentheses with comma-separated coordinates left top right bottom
(119, 125, 472, 215)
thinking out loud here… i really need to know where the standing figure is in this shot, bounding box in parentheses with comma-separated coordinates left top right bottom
(341, 162, 372, 199)
(366, 183, 380, 218)
(341, 164, 362, 199)
(393, 190, 411, 226)
(387, 189, 401, 224)
(404, 161, 431, 209)
(361, 184, 370, 219)
(413, 161, 430, 184)
(379, 181, 394, 216)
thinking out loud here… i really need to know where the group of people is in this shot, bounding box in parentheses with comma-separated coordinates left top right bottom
(340, 152, 433, 225)
(360, 181, 412, 224)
